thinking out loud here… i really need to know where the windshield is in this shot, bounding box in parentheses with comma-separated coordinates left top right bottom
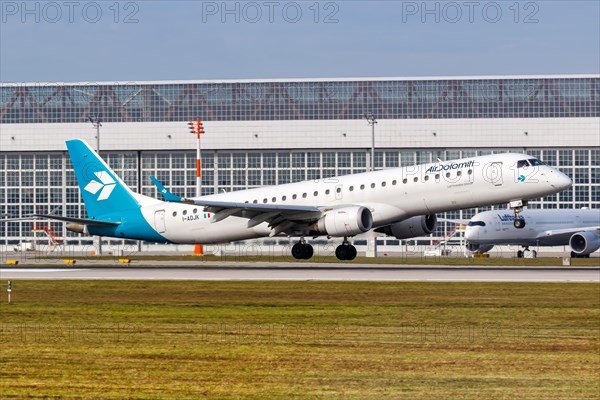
(517, 158, 545, 168)
(467, 221, 486, 227)
(528, 158, 545, 166)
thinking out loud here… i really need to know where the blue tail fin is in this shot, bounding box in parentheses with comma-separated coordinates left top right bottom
(66, 139, 140, 219)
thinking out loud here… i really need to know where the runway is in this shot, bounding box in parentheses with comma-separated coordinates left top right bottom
(1, 265, 598, 282)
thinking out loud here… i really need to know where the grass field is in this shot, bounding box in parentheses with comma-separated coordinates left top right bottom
(1, 281, 598, 399)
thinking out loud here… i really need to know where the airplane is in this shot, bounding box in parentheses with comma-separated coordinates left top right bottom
(465, 208, 600, 258)
(24, 139, 571, 261)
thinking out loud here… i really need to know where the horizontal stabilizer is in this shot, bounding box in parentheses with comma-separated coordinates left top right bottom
(33, 214, 120, 226)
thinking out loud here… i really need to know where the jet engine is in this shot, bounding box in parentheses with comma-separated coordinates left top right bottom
(312, 206, 373, 237)
(66, 223, 88, 235)
(375, 214, 437, 240)
(466, 243, 494, 254)
(569, 231, 600, 256)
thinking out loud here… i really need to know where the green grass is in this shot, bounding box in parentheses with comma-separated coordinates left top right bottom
(1, 281, 599, 399)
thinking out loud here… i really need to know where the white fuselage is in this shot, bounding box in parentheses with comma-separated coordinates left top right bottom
(465, 209, 600, 246)
(137, 153, 571, 244)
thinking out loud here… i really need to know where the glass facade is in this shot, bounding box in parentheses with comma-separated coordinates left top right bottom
(1, 75, 599, 250)
(1, 77, 598, 123)
(1, 148, 598, 246)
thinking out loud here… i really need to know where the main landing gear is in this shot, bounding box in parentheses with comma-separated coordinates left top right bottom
(291, 239, 313, 260)
(516, 247, 537, 258)
(335, 238, 357, 261)
(291, 238, 358, 261)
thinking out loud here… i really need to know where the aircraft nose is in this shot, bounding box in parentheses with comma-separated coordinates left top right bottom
(464, 227, 475, 240)
(553, 170, 572, 191)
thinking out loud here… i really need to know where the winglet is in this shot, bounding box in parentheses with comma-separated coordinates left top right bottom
(151, 176, 184, 202)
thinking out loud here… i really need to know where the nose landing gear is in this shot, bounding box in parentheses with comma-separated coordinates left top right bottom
(509, 201, 527, 229)
(513, 207, 526, 229)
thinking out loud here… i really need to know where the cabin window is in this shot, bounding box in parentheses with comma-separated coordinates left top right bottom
(183, 210, 187, 215)
(313, 191, 318, 196)
(457, 171, 462, 177)
(413, 177, 418, 182)
(325, 189, 330, 195)
(349, 186, 354, 191)
(381, 182, 386, 187)
(193, 208, 198, 214)
(402, 178, 407, 184)
(360, 184, 365, 190)
(468, 169, 473, 175)
(302, 193, 307, 198)
(292, 194, 297, 199)
(446, 172, 451, 178)
(336, 187, 341, 193)
(172, 211, 177, 217)
(392, 180, 397, 185)
(282, 196, 287, 201)
(253, 200, 258, 204)
(424, 175, 429, 181)
(272, 197, 276, 202)
(263, 198, 268, 203)
(435, 174, 440, 180)
(371, 183, 376, 188)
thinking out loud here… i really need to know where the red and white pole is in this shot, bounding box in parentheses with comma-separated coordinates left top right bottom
(188, 119, 205, 256)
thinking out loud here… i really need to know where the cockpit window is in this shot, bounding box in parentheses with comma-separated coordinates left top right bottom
(517, 159, 545, 168)
(467, 221, 486, 227)
(528, 158, 544, 166)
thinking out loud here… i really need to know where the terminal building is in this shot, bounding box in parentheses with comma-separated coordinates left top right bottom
(1, 75, 599, 253)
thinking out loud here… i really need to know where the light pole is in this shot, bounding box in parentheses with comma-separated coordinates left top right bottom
(88, 115, 102, 256)
(188, 119, 205, 256)
(364, 113, 377, 258)
(88, 115, 102, 154)
(364, 113, 377, 172)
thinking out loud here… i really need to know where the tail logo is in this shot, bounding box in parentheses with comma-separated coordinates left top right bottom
(84, 171, 116, 201)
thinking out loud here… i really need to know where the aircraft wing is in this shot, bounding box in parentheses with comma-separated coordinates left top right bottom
(151, 176, 323, 235)
(538, 226, 600, 242)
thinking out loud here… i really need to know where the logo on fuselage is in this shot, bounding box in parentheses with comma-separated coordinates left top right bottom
(425, 160, 475, 174)
(84, 171, 116, 201)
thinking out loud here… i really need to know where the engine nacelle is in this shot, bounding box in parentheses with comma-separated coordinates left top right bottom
(375, 214, 437, 240)
(312, 206, 373, 237)
(569, 231, 600, 255)
(66, 223, 88, 235)
(466, 243, 494, 254)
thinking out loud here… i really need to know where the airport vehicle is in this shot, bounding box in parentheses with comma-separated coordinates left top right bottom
(32, 139, 571, 261)
(13, 241, 35, 252)
(465, 208, 600, 258)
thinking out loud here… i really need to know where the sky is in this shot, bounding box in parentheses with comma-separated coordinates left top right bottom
(0, 0, 599, 83)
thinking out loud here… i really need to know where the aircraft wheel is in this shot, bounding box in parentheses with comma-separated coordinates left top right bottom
(531, 250, 537, 258)
(335, 245, 349, 260)
(347, 245, 357, 261)
(517, 250, 524, 258)
(292, 243, 305, 260)
(302, 244, 314, 260)
(514, 218, 526, 229)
